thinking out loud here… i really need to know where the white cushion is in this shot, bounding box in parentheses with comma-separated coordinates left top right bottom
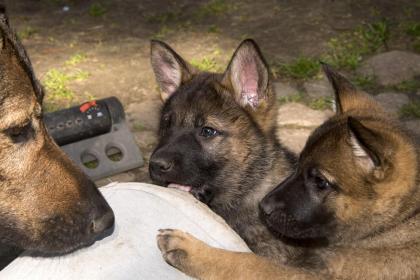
(0, 182, 249, 280)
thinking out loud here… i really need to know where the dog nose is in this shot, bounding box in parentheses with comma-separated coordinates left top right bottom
(259, 195, 285, 216)
(90, 207, 115, 235)
(91, 210, 114, 234)
(150, 157, 173, 173)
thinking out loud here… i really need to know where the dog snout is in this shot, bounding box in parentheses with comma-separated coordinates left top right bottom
(85, 181, 115, 236)
(260, 194, 285, 216)
(150, 157, 173, 173)
(149, 152, 176, 182)
(90, 208, 115, 235)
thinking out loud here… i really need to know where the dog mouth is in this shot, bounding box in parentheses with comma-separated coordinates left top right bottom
(167, 183, 193, 192)
(166, 182, 214, 204)
(260, 210, 327, 240)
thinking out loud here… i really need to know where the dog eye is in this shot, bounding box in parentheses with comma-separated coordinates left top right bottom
(161, 113, 171, 125)
(315, 176, 332, 191)
(200, 126, 219, 138)
(6, 122, 33, 143)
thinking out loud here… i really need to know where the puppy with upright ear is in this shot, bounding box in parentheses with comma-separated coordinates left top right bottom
(149, 39, 295, 266)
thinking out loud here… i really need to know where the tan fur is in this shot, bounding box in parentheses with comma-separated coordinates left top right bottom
(0, 9, 113, 254)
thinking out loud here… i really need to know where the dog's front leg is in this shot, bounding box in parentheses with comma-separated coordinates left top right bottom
(157, 229, 319, 280)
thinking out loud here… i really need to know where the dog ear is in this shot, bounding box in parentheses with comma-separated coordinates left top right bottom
(222, 39, 269, 110)
(150, 40, 194, 101)
(0, 9, 44, 103)
(0, 5, 8, 49)
(347, 117, 388, 178)
(322, 63, 381, 114)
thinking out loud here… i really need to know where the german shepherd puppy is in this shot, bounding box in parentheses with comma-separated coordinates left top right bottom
(0, 8, 114, 255)
(149, 39, 297, 262)
(157, 64, 420, 279)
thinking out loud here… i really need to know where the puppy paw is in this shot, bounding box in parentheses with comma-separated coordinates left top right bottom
(157, 229, 191, 269)
(157, 228, 212, 277)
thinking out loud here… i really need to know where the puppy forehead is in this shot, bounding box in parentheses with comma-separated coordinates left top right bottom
(302, 119, 347, 158)
(168, 78, 232, 122)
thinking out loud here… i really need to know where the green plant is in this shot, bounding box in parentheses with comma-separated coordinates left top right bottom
(277, 93, 304, 105)
(406, 22, 420, 37)
(65, 53, 87, 66)
(208, 25, 220, 33)
(196, 0, 231, 18)
(353, 74, 377, 91)
(361, 19, 390, 50)
(414, 40, 420, 53)
(404, 22, 420, 53)
(323, 19, 390, 69)
(146, 10, 182, 24)
(152, 25, 174, 39)
(400, 101, 420, 118)
(89, 3, 106, 17)
(393, 79, 420, 93)
(190, 56, 222, 72)
(309, 97, 333, 111)
(273, 57, 320, 80)
(43, 69, 90, 111)
(43, 69, 74, 100)
(132, 122, 145, 132)
(17, 26, 37, 40)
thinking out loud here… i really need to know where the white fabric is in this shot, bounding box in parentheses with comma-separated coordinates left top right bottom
(0, 182, 250, 280)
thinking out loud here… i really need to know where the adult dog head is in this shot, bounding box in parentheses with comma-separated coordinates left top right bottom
(0, 8, 114, 254)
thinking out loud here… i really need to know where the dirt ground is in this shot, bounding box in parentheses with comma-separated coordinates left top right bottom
(3, 0, 420, 184)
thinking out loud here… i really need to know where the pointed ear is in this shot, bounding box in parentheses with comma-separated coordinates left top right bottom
(322, 63, 380, 114)
(0, 5, 8, 49)
(222, 39, 269, 109)
(150, 40, 194, 101)
(0, 10, 44, 103)
(0, 5, 9, 27)
(347, 117, 387, 176)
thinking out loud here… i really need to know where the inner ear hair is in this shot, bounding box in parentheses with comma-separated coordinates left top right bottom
(223, 39, 269, 110)
(347, 117, 382, 173)
(150, 40, 194, 101)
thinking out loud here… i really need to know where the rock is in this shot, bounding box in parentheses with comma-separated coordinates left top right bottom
(277, 103, 333, 128)
(273, 82, 300, 99)
(303, 77, 334, 99)
(374, 92, 410, 115)
(276, 127, 313, 154)
(126, 100, 162, 131)
(403, 120, 420, 141)
(358, 51, 420, 86)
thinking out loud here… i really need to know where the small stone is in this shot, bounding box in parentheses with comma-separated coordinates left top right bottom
(358, 51, 420, 86)
(273, 82, 300, 99)
(303, 77, 334, 99)
(374, 92, 410, 115)
(277, 103, 333, 128)
(403, 119, 420, 144)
